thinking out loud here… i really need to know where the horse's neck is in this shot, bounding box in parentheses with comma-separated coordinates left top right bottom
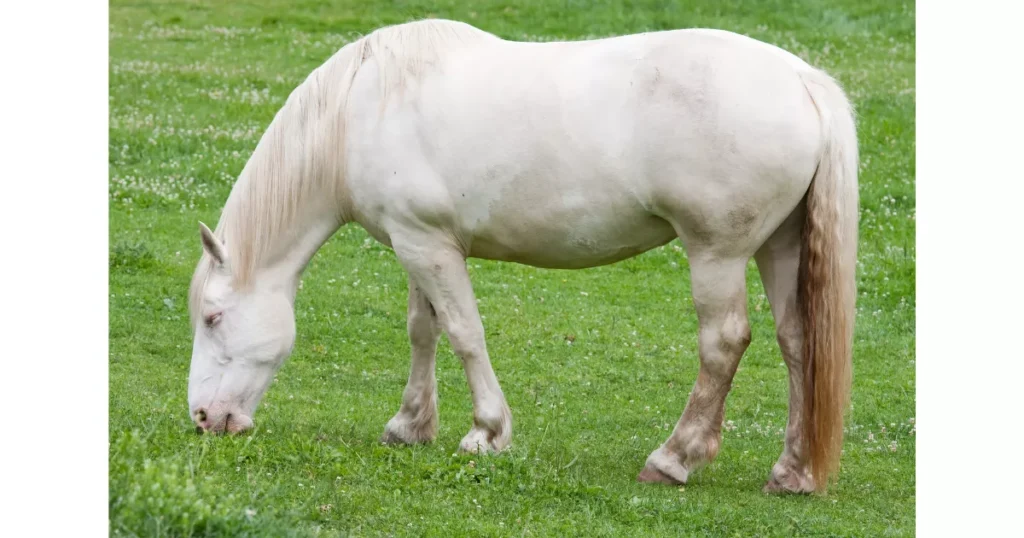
(252, 208, 342, 296)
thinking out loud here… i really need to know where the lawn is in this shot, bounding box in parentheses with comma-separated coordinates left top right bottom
(108, 1, 915, 536)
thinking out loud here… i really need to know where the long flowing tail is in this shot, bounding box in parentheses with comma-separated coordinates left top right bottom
(797, 69, 859, 492)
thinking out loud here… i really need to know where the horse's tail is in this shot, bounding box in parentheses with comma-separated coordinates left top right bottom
(797, 68, 859, 493)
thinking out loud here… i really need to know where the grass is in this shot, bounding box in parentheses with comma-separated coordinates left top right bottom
(108, 1, 915, 536)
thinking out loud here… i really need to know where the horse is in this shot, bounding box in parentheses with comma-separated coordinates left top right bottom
(186, 19, 858, 494)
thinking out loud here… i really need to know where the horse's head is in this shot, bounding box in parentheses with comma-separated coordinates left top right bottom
(187, 223, 296, 434)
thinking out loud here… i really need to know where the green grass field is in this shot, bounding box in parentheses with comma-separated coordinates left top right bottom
(109, 1, 915, 535)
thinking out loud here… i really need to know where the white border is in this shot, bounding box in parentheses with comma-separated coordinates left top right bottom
(918, 1, 1024, 535)
(1, 1, 109, 536)
(4, 0, 1023, 535)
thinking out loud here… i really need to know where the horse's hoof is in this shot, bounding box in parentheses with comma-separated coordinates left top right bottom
(458, 428, 501, 454)
(380, 429, 412, 445)
(637, 446, 691, 485)
(380, 414, 436, 445)
(762, 472, 814, 494)
(636, 462, 687, 485)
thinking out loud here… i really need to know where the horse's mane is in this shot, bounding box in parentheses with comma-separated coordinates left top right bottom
(189, 19, 495, 324)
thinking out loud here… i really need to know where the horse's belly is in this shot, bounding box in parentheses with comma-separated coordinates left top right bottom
(463, 197, 676, 269)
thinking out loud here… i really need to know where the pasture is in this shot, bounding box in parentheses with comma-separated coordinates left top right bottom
(109, 0, 915, 536)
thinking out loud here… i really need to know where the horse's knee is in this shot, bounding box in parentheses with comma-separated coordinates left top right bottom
(446, 322, 486, 359)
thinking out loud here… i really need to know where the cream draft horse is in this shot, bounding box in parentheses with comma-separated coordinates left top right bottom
(187, 20, 857, 493)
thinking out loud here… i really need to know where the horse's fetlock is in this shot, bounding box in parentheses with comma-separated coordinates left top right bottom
(475, 405, 509, 433)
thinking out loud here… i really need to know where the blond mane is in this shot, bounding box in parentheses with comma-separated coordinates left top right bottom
(189, 19, 495, 324)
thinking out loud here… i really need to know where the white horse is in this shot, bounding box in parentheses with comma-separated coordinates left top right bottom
(187, 19, 857, 493)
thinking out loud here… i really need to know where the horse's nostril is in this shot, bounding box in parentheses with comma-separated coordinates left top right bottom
(225, 413, 233, 430)
(195, 409, 207, 422)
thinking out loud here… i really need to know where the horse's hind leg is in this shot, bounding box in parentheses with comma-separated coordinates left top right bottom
(754, 206, 816, 493)
(381, 277, 442, 445)
(638, 253, 751, 484)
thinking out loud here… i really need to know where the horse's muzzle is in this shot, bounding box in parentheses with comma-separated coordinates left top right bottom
(192, 406, 253, 434)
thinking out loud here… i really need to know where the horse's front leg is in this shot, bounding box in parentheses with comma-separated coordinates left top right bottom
(392, 235, 512, 454)
(381, 277, 442, 445)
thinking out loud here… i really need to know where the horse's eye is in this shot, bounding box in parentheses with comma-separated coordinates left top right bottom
(204, 312, 222, 328)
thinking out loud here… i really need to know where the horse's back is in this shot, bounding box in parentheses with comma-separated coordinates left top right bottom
(345, 24, 825, 265)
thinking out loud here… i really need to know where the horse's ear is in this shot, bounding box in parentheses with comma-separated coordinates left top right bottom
(198, 222, 227, 266)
